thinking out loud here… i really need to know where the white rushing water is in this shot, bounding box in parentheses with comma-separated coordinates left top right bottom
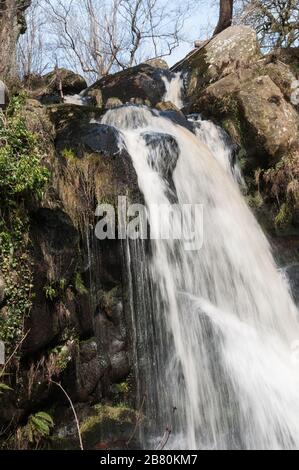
(162, 72, 184, 109)
(101, 98, 299, 449)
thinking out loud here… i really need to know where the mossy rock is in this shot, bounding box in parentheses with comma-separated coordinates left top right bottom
(51, 404, 139, 450)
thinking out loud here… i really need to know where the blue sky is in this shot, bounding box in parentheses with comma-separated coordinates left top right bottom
(168, 1, 219, 66)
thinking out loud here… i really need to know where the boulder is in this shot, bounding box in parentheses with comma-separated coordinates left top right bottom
(175, 26, 260, 98)
(238, 75, 299, 163)
(145, 58, 169, 69)
(142, 132, 180, 181)
(195, 72, 299, 167)
(73, 339, 107, 401)
(85, 63, 172, 108)
(95, 287, 130, 383)
(263, 61, 298, 106)
(27, 68, 87, 104)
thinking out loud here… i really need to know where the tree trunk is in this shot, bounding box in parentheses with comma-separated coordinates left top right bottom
(213, 0, 234, 36)
(0, 0, 31, 80)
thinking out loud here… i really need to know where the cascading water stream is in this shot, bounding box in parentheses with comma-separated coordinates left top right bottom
(99, 83, 299, 449)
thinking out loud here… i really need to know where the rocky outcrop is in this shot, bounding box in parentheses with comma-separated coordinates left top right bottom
(175, 26, 260, 98)
(27, 68, 87, 104)
(84, 63, 172, 108)
(180, 26, 299, 172)
(0, 99, 140, 444)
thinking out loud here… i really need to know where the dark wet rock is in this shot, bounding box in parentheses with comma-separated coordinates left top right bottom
(110, 351, 130, 383)
(85, 63, 171, 108)
(143, 132, 180, 180)
(286, 265, 299, 305)
(95, 287, 130, 384)
(160, 109, 194, 133)
(74, 339, 106, 401)
(83, 124, 123, 157)
(23, 208, 79, 354)
(47, 103, 103, 133)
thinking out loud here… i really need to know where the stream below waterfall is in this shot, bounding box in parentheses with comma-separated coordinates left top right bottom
(98, 74, 299, 450)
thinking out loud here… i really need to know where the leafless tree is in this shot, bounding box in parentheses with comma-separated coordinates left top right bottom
(19, 0, 194, 83)
(17, 0, 49, 77)
(235, 0, 299, 49)
(214, 0, 234, 35)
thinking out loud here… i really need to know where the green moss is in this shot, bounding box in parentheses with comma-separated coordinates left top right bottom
(44, 283, 58, 301)
(275, 203, 293, 229)
(0, 94, 50, 349)
(78, 404, 138, 449)
(74, 272, 88, 295)
(115, 381, 130, 395)
(61, 148, 77, 161)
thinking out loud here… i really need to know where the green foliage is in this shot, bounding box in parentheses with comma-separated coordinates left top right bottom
(0, 94, 50, 350)
(0, 383, 13, 394)
(48, 343, 73, 374)
(74, 272, 88, 295)
(44, 284, 58, 301)
(115, 381, 130, 394)
(0, 216, 33, 346)
(20, 412, 54, 448)
(0, 94, 49, 202)
(61, 148, 77, 161)
(262, 152, 299, 230)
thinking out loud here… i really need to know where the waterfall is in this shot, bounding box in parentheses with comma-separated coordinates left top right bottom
(162, 73, 184, 109)
(101, 104, 299, 450)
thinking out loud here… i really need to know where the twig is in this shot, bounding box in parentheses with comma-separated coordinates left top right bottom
(0, 330, 30, 380)
(157, 427, 172, 450)
(126, 393, 146, 448)
(49, 379, 84, 451)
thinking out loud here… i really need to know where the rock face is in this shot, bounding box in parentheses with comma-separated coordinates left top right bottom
(0, 100, 141, 445)
(84, 63, 171, 108)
